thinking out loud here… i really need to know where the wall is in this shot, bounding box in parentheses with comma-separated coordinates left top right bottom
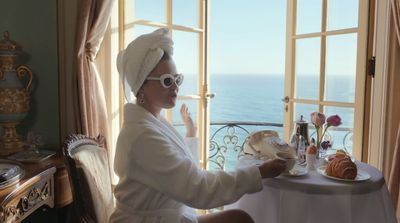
(0, 0, 59, 149)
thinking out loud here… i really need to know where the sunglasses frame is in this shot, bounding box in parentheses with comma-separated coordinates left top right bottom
(146, 73, 184, 88)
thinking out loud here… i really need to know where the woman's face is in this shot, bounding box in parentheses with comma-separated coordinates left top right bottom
(141, 58, 179, 114)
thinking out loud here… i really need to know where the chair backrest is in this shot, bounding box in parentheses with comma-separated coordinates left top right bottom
(63, 134, 114, 223)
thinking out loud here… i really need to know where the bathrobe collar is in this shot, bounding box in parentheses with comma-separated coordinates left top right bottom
(124, 103, 195, 161)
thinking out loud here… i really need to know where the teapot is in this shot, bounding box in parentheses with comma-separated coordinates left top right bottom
(289, 115, 310, 152)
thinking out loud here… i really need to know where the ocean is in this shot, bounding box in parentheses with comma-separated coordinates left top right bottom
(173, 74, 355, 170)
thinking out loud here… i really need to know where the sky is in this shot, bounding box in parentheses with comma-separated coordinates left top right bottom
(133, 0, 359, 76)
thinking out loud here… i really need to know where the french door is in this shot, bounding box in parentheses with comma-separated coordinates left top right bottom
(108, 0, 370, 170)
(110, 0, 212, 169)
(283, 0, 369, 159)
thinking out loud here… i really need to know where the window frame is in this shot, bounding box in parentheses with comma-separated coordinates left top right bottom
(104, 0, 211, 170)
(283, 0, 370, 160)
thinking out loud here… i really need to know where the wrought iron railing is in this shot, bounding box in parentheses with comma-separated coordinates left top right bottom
(208, 122, 282, 171)
(173, 121, 353, 171)
(207, 122, 353, 171)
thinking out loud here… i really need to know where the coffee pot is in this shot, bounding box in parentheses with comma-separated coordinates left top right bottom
(0, 31, 33, 155)
(289, 115, 310, 151)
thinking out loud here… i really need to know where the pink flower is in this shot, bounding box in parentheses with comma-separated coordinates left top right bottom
(310, 112, 326, 127)
(326, 114, 342, 127)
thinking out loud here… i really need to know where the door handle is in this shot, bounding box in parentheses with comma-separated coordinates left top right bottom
(282, 96, 290, 112)
(205, 93, 215, 99)
(282, 96, 289, 103)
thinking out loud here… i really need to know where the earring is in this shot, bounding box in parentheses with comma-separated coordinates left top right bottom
(139, 93, 145, 104)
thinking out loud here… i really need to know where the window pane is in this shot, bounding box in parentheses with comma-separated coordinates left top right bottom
(327, 0, 359, 31)
(124, 25, 159, 47)
(209, 0, 286, 130)
(210, 74, 285, 123)
(325, 34, 357, 102)
(294, 103, 318, 142)
(173, 0, 198, 28)
(323, 106, 354, 153)
(210, 0, 286, 76)
(172, 100, 199, 136)
(124, 26, 135, 48)
(172, 30, 199, 95)
(294, 103, 318, 122)
(134, 0, 166, 23)
(295, 37, 321, 100)
(296, 0, 322, 34)
(111, 0, 119, 29)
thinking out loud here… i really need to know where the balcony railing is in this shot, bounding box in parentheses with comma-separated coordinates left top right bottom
(207, 121, 353, 171)
(208, 121, 282, 171)
(174, 121, 353, 171)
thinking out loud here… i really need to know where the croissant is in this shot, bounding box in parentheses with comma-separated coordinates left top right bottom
(325, 157, 357, 180)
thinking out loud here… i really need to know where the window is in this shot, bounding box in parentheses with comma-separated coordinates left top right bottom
(103, 0, 369, 172)
(284, 0, 368, 159)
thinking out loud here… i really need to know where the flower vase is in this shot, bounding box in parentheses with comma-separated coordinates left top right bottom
(306, 153, 317, 171)
(315, 142, 328, 159)
(318, 145, 327, 159)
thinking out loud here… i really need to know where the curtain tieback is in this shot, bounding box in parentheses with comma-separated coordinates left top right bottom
(85, 42, 96, 61)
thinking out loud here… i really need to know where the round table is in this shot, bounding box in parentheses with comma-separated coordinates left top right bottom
(226, 158, 397, 223)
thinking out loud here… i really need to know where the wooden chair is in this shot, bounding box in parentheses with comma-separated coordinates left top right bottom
(62, 134, 114, 223)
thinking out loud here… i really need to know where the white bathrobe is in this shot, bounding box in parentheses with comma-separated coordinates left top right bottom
(109, 103, 263, 223)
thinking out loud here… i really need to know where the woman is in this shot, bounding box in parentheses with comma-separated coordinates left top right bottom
(110, 28, 287, 223)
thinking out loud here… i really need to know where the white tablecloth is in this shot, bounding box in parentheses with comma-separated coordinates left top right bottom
(226, 158, 397, 223)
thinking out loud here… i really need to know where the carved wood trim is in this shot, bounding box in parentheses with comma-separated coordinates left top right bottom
(20, 181, 50, 212)
(1, 179, 52, 222)
(0, 175, 54, 223)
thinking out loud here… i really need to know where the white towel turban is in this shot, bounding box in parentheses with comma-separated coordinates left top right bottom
(116, 28, 174, 100)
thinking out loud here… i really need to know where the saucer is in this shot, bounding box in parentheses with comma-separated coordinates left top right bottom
(281, 166, 308, 177)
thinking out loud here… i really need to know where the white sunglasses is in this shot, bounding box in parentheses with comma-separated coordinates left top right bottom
(146, 73, 184, 88)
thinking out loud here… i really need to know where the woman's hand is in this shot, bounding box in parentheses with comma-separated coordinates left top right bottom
(258, 158, 287, 178)
(180, 104, 197, 137)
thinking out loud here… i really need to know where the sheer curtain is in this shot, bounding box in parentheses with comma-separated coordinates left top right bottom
(392, 0, 400, 45)
(387, 0, 400, 221)
(60, 0, 114, 150)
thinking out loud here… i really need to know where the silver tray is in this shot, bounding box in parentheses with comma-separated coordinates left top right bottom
(0, 159, 24, 189)
(7, 149, 56, 163)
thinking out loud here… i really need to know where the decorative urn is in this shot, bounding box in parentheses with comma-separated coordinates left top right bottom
(0, 31, 33, 155)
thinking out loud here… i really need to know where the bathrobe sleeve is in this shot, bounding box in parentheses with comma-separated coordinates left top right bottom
(130, 129, 263, 209)
(184, 137, 199, 167)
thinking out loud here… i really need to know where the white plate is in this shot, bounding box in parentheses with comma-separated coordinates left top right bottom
(317, 166, 370, 182)
(282, 166, 308, 177)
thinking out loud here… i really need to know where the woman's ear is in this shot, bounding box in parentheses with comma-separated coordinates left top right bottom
(137, 88, 144, 97)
